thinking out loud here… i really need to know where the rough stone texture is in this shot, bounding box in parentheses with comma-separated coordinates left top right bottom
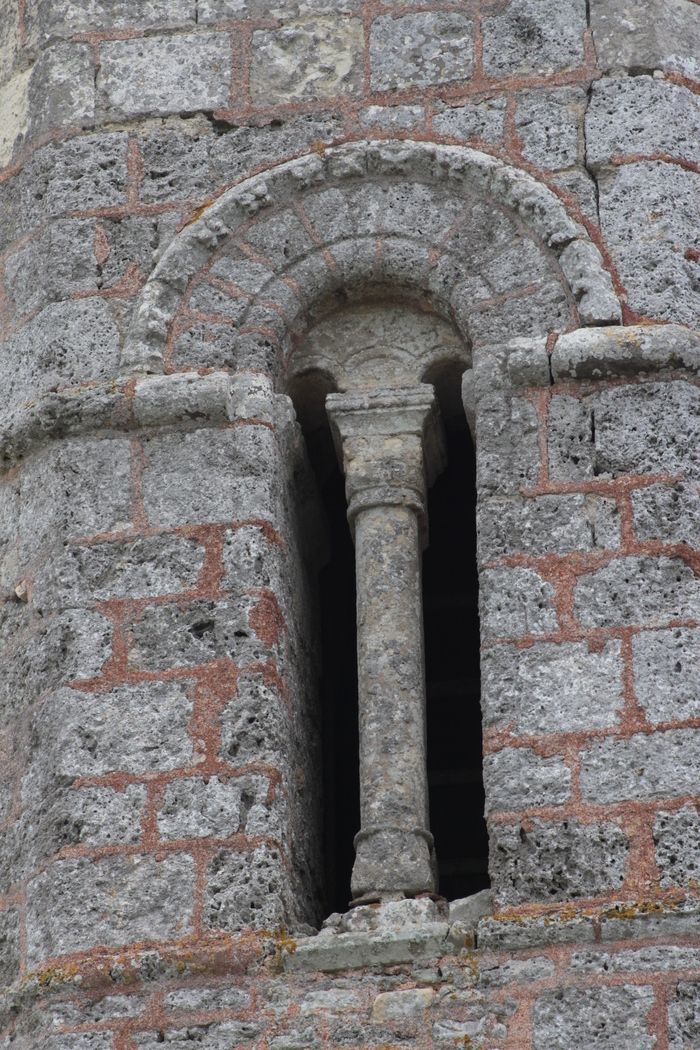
(478, 494, 619, 563)
(205, 845, 291, 931)
(369, 13, 474, 91)
(633, 628, 700, 724)
(515, 87, 585, 170)
(98, 33, 232, 118)
(479, 567, 558, 640)
(482, 0, 586, 76)
(25, 0, 196, 42)
(590, 0, 700, 78)
(483, 748, 571, 812)
(432, 97, 506, 143)
(481, 640, 624, 734)
(490, 819, 628, 906)
(574, 556, 700, 628)
(654, 806, 700, 888)
(668, 982, 700, 1050)
(251, 19, 363, 103)
(533, 986, 655, 1050)
(580, 730, 700, 803)
(632, 482, 700, 546)
(156, 774, 281, 841)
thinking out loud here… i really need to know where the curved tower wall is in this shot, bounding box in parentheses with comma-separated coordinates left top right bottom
(1, 1, 699, 1047)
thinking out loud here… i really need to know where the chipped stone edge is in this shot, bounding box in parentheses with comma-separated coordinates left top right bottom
(121, 139, 621, 375)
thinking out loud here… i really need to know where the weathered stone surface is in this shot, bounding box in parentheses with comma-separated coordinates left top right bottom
(0, 68, 30, 169)
(574, 556, 700, 628)
(20, 133, 129, 224)
(632, 482, 700, 546)
(655, 806, 700, 887)
(36, 784, 147, 852)
(4, 218, 99, 317)
(369, 13, 474, 91)
(360, 105, 425, 132)
(551, 324, 700, 381)
(598, 163, 700, 325)
(219, 670, 291, 769)
(478, 494, 619, 563)
(27, 43, 95, 140)
(372, 988, 433, 1022)
(164, 985, 251, 1014)
(515, 87, 585, 169)
(669, 982, 700, 1050)
(98, 33, 232, 118)
(156, 774, 280, 841)
(481, 640, 624, 734)
(0, 906, 20, 986)
(36, 681, 196, 776)
(547, 394, 594, 480)
(25, 0, 196, 43)
(533, 985, 655, 1050)
(491, 819, 628, 905)
(205, 845, 290, 931)
(482, 0, 586, 76)
(581, 729, 700, 802)
(0, 6, 20, 91)
(479, 955, 555, 986)
(590, 0, 700, 77)
(479, 567, 558, 641)
(600, 899, 700, 942)
(587, 77, 700, 169)
(26, 854, 195, 964)
(199, 0, 360, 17)
(251, 19, 363, 103)
(484, 748, 571, 812)
(571, 944, 700, 973)
(634, 628, 700, 724)
(433, 97, 506, 143)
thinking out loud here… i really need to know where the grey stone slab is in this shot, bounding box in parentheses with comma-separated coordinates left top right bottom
(477, 912, 596, 950)
(433, 97, 506, 143)
(26, 853, 195, 965)
(478, 493, 619, 563)
(0, 907, 20, 987)
(590, 0, 700, 78)
(515, 87, 585, 170)
(199, 0, 360, 16)
(34, 784, 147, 852)
(580, 729, 700, 802)
(27, 43, 95, 141)
(587, 76, 700, 169)
(491, 819, 628, 906)
(478, 955, 555, 987)
(483, 748, 571, 812)
(134, 1023, 261, 1049)
(205, 844, 290, 931)
(98, 33, 232, 118)
(156, 773, 280, 841)
(574, 555, 700, 628)
(655, 805, 700, 887)
(633, 627, 700, 724)
(669, 982, 700, 1050)
(163, 985, 251, 1014)
(551, 323, 700, 380)
(598, 162, 700, 325)
(359, 105, 425, 132)
(250, 18, 363, 104)
(481, 640, 624, 734)
(20, 133, 129, 222)
(479, 566, 558, 641)
(533, 985, 655, 1050)
(600, 900, 700, 942)
(219, 669, 292, 769)
(571, 944, 700, 973)
(547, 394, 595, 480)
(632, 482, 700, 545)
(482, 0, 586, 76)
(25, 0, 195, 42)
(369, 13, 474, 91)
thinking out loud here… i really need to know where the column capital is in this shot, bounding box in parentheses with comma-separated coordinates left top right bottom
(326, 384, 446, 542)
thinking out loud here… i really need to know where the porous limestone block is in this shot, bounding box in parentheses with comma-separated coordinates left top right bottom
(141, 427, 281, 529)
(586, 77, 700, 169)
(0, 299, 120, 411)
(432, 97, 506, 143)
(359, 105, 425, 132)
(156, 774, 281, 841)
(479, 567, 557, 641)
(633, 628, 700, 724)
(478, 494, 619, 563)
(133, 1023, 261, 1049)
(590, 0, 700, 78)
(98, 33, 232, 118)
(0, 907, 20, 986)
(580, 729, 700, 803)
(20, 133, 130, 223)
(4, 218, 99, 317)
(654, 807, 700, 888)
(0, 68, 31, 168)
(474, 391, 541, 495)
(490, 819, 628, 906)
(199, 0, 360, 17)
(479, 956, 555, 987)
(483, 748, 571, 812)
(45, 1038, 113, 1050)
(571, 945, 700, 974)
(26, 43, 94, 138)
(574, 556, 700, 628)
(250, 18, 363, 103)
(598, 163, 700, 325)
(533, 986, 655, 1050)
(482, 0, 586, 76)
(481, 640, 624, 734)
(369, 12, 474, 91)
(127, 596, 279, 672)
(35, 682, 196, 777)
(26, 854, 196, 965)
(25, 0, 195, 42)
(163, 986, 251, 1014)
(669, 983, 700, 1050)
(632, 482, 700, 546)
(35, 784, 147, 852)
(547, 394, 594, 480)
(205, 844, 291, 931)
(0, 3, 20, 89)
(219, 670, 292, 769)
(515, 87, 585, 170)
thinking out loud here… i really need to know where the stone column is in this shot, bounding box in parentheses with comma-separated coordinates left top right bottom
(326, 385, 446, 902)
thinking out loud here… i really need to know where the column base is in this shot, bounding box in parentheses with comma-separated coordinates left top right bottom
(350, 826, 437, 901)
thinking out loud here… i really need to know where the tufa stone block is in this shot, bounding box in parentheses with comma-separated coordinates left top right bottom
(250, 19, 363, 104)
(580, 729, 700, 803)
(633, 627, 700, 725)
(369, 13, 474, 91)
(482, 0, 586, 76)
(533, 985, 655, 1050)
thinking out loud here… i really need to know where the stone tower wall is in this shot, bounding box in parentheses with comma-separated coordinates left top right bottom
(1, 1, 699, 1048)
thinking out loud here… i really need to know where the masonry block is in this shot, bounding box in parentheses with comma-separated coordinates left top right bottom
(205, 844, 291, 931)
(156, 774, 282, 842)
(580, 729, 700, 803)
(98, 33, 232, 118)
(479, 567, 558, 641)
(590, 0, 700, 78)
(547, 394, 594, 480)
(633, 628, 700, 724)
(25, 0, 196, 43)
(27, 43, 94, 139)
(21, 133, 129, 223)
(0, 69, 31, 169)
(134, 1021, 262, 1049)
(490, 819, 628, 906)
(250, 18, 363, 104)
(141, 427, 281, 529)
(475, 395, 541, 495)
(0, 5, 20, 90)
(466, 280, 572, 347)
(432, 97, 505, 144)
(199, 0, 360, 17)
(598, 163, 700, 325)
(483, 748, 571, 812)
(515, 87, 585, 170)
(0, 906, 20, 986)
(4, 218, 99, 318)
(632, 482, 700, 546)
(654, 806, 700, 888)
(38, 784, 147, 852)
(219, 670, 292, 770)
(369, 13, 474, 92)
(533, 986, 655, 1050)
(163, 985, 251, 1014)
(26, 853, 195, 965)
(668, 982, 700, 1050)
(360, 105, 425, 133)
(36, 682, 196, 777)
(481, 640, 624, 734)
(574, 556, 700, 628)
(44, 1037, 114, 1050)
(478, 494, 619, 563)
(482, 0, 586, 76)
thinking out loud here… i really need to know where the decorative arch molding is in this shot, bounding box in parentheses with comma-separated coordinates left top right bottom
(122, 139, 622, 378)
